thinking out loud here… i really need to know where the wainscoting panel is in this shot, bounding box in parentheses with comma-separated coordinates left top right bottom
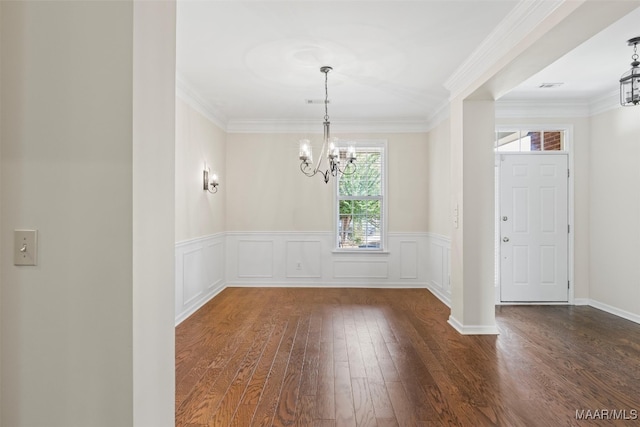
(237, 240, 273, 278)
(333, 260, 389, 279)
(400, 241, 418, 279)
(204, 241, 224, 291)
(426, 233, 452, 306)
(286, 240, 322, 278)
(429, 243, 444, 290)
(175, 233, 226, 325)
(226, 232, 449, 290)
(183, 248, 205, 306)
(176, 231, 452, 323)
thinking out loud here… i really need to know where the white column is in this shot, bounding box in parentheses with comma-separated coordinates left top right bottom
(448, 98, 498, 335)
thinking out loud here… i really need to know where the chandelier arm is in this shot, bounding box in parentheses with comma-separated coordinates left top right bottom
(300, 161, 318, 177)
(339, 161, 357, 176)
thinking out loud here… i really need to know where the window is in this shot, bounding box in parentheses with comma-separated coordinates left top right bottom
(336, 142, 386, 250)
(496, 129, 565, 152)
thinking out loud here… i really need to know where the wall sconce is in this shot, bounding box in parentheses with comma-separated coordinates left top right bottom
(203, 167, 219, 194)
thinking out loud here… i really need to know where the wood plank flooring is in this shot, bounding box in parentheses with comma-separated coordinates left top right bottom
(176, 288, 640, 426)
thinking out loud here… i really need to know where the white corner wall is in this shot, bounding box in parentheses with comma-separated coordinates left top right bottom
(589, 106, 640, 322)
(133, 2, 176, 426)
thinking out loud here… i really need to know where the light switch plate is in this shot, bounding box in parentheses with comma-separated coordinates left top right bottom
(14, 229, 38, 266)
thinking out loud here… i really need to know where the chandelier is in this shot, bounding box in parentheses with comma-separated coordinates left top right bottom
(299, 66, 356, 183)
(620, 36, 640, 106)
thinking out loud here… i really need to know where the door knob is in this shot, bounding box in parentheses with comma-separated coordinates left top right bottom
(502, 237, 510, 242)
(502, 216, 508, 221)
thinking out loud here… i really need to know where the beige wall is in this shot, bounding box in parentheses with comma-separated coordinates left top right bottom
(497, 117, 590, 300)
(426, 118, 451, 237)
(1, 2, 175, 426)
(225, 132, 429, 233)
(175, 98, 226, 242)
(1, 2, 135, 425)
(589, 107, 640, 316)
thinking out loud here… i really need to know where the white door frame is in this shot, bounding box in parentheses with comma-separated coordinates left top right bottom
(495, 125, 575, 305)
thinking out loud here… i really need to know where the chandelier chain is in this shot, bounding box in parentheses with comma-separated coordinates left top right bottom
(324, 70, 329, 122)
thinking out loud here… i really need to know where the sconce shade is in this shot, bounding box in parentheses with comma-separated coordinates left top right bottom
(203, 168, 219, 194)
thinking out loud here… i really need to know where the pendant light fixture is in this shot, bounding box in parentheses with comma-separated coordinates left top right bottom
(299, 66, 356, 183)
(620, 36, 640, 106)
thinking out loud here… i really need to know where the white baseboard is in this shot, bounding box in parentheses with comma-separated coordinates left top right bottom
(227, 281, 428, 289)
(587, 299, 640, 325)
(448, 315, 500, 335)
(175, 283, 225, 326)
(426, 281, 451, 307)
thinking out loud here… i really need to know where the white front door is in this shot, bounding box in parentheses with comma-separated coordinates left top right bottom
(499, 153, 568, 302)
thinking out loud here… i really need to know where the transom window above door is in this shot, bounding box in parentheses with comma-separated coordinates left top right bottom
(496, 129, 566, 152)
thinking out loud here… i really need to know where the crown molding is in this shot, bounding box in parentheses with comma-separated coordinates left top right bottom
(424, 101, 451, 131)
(176, 73, 228, 131)
(444, 0, 565, 100)
(588, 89, 620, 117)
(496, 87, 624, 119)
(226, 119, 430, 134)
(495, 99, 590, 118)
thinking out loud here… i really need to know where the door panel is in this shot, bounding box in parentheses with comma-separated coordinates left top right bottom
(500, 154, 568, 302)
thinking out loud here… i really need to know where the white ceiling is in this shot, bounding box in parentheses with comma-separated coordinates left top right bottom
(176, 0, 517, 127)
(176, 1, 640, 128)
(503, 5, 640, 102)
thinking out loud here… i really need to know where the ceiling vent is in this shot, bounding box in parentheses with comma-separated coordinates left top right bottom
(538, 82, 564, 88)
(305, 99, 330, 105)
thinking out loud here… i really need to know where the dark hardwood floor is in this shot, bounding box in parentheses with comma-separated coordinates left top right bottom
(175, 288, 640, 426)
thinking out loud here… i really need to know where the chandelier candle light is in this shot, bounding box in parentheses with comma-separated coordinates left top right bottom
(299, 66, 356, 183)
(620, 36, 640, 106)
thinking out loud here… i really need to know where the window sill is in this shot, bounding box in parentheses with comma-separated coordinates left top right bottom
(332, 249, 390, 255)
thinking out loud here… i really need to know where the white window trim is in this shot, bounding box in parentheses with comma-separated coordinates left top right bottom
(333, 139, 388, 253)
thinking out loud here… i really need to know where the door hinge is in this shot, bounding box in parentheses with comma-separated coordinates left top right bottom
(568, 280, 570, 289)
(568, 224, 570, 233)
(568, 169, 570, 178)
